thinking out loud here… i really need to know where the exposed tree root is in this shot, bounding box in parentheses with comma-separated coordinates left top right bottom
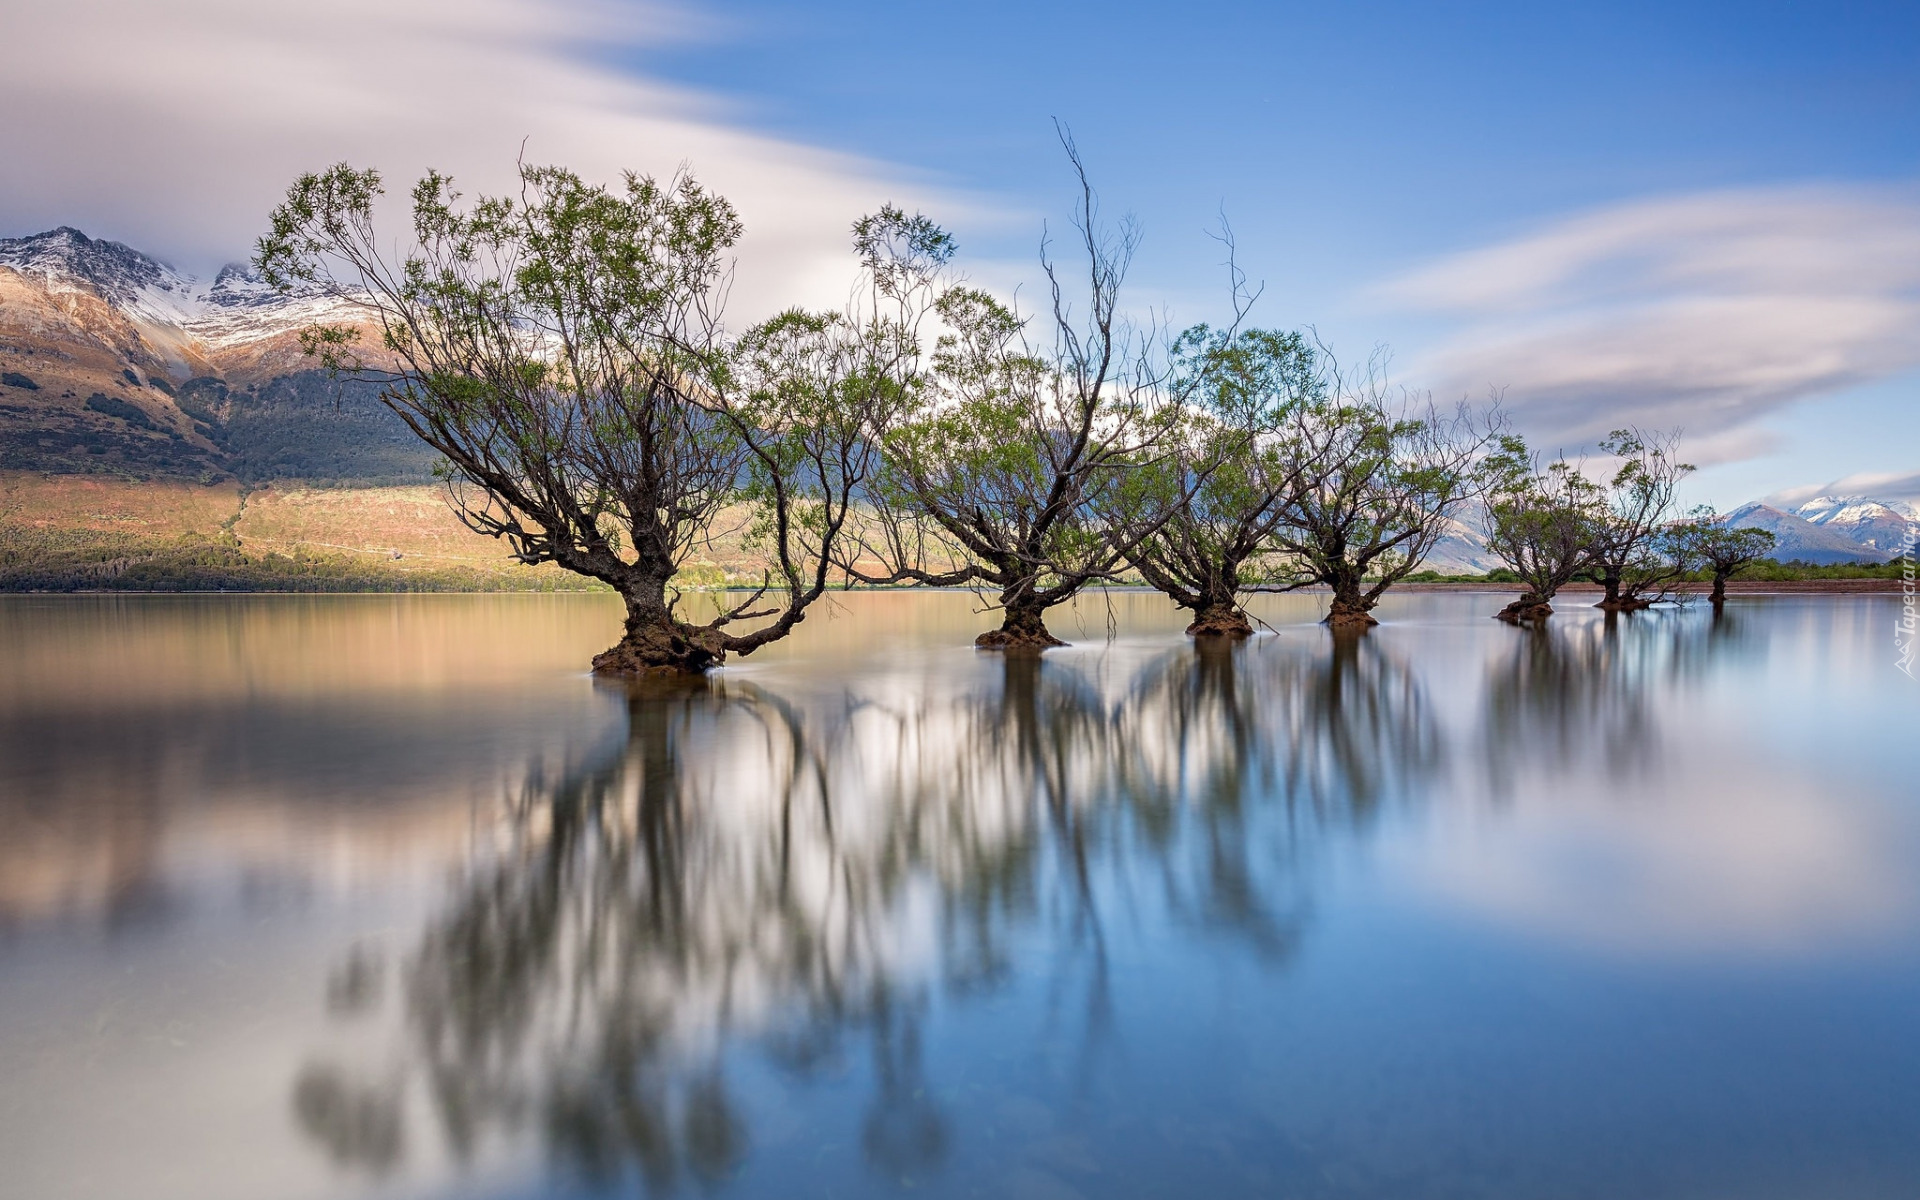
(1495, 595, 1555, 624)
(1186, 604, 1255, 638)
(974, 627, 1067, 650)
(1324, 597, 1380, 631)
(591, 621, 727, 676)
(975, 606, 1066, 650)
(1594, 596, 1656, 612)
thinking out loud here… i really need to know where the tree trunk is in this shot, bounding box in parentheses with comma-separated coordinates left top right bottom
(1186, 582, 1253, 638)
(1323, 576, 1379, 631)
(1593, 567, 1628, 611)
(1710, 572, 1729, 606)
(592, 578, 727, 675)
(976, 599, 1066, 649)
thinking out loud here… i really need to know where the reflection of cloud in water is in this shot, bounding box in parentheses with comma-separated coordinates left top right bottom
(12, 595, 1920, 1200)
(295, 639, 1430, 1190)
(1408, 758, 1914, 957)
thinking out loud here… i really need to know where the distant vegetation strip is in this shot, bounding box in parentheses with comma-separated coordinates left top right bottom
(0, 472, 778, 593)
(1401, 561, 1911, 585)
(2, 525, 1899, 597)
(0, 525, 606, 593)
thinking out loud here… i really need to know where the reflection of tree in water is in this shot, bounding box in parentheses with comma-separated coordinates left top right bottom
(293, 642, 1440, 1192)
(1478, 609, 1751, 797)
(1113, 635, 1440, 960)
(291, 1063, 405, 1174)
(1262, 632, 1442, 823)
(1482, 617, 1649, 797)
(1666, 603, 1760, 687)
(408, 678, 854, 1191)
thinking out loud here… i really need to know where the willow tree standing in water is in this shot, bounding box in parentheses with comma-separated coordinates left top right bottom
(1668, 506, 1776, 609)
(1579, 427, 1694, 611)
(839, 141, 1180, 649)
(1482, 438, 1606, 624)
(257, 163, 947, 673)
(1115, 325, 1320, 637)
(1262, 353, 1498, 632)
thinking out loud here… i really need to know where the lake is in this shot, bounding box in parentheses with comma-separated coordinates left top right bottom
(1, 590, 1917, 1200)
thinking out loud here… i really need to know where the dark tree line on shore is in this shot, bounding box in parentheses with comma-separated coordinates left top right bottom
(258, 154, 1773, 673)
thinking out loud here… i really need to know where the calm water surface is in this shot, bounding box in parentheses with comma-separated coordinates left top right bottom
(1, 591, 1917, 1200)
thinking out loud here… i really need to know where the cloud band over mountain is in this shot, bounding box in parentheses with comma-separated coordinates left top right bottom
(0, 0, 975, 317)
(1378, 185, 1920, 463)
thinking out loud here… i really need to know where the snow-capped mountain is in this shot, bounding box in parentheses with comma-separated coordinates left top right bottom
(1724, 502, 1892, 564)
(0, 227, 358, 357)
(0, 226, 420, 481)
(1791, 495, 1918, 555)
(1424, 514, 1501, 574)
(0, 226, 205, 328)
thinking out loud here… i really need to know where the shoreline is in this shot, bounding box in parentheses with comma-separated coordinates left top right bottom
(1, 580, 1903, 597)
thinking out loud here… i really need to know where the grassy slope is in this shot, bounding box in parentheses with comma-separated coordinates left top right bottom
(0, 473, 759, 592)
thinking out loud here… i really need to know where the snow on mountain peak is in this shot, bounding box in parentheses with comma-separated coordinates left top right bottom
(206, 262, 297, 308)
(1794, 494, 1915, 520)
(0, 227, 202, 325)
(1789, 495, 1917, 553)
(1, 227, 366, 356)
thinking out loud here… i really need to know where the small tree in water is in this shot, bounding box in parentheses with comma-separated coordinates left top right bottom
(1482, 437, 1605, 624)
(1261, 353, 1498, 632)
(1668, 506, 1777, 608)
(1115, 326, 1320, 637)
(257, 163, 946, 674)
(841, 140, 1178, 649)
(1581, 428, 1694, 611)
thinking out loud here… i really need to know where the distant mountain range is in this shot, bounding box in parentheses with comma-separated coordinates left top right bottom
(0, 226, 433, 483)
(1783, 496, 1917, 556)
(2, 226, 1915, 563)
(1718, 502, 1898, 565)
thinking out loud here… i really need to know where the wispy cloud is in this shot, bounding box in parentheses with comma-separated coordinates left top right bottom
(1376, 186, 1920, 461)
(0, 0, 984, 314)
(1766, 470, 1920, 510)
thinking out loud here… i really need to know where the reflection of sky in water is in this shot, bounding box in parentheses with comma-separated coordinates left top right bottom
(0, 592, 1916, 1200)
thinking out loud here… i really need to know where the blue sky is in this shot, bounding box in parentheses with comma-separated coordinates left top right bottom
(629, 0, 1917, 259)
(620, 0, 1920, 507)
(3, 0, 1917, 507)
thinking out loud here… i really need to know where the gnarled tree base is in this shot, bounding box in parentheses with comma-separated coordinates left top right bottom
(1495, 595, 1554, 624)
(976, 607, 1065, 651)
(1324, 598, 1379, 632)
(592, 622, 727, 676)
(1187, 605, 1254, 638)
(975, 627, 1067, 650)
(1595, 596, 1656, 612)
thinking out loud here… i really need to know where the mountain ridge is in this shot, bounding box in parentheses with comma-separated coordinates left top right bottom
(1723, 502, 1893, 565)
(1786, 495, 1917, 554)
(0, 226, 427, 483)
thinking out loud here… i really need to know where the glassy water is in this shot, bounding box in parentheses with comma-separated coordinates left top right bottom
(2, 591, 1917, 1200)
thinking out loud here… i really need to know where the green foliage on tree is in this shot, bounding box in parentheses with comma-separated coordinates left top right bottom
(1261, 355, 1498, 630)
(843, 142, 1181, 648)
(1482, 436, 1606, 623)
(1580, 428, 1694, 610)
(1667, 505, 1778, 604)
(1111, 325, 1320, 635)
(258, 161, 943, 672)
